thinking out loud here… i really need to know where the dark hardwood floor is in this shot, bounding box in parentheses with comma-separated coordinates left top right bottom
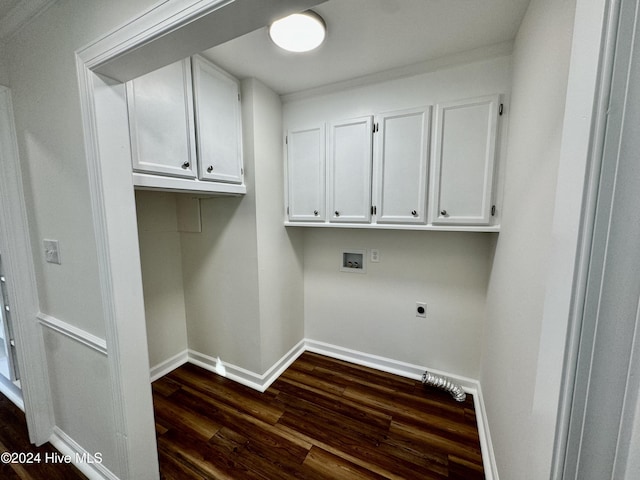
(153, 352, 484, 479)
(0, 393, 87, 480)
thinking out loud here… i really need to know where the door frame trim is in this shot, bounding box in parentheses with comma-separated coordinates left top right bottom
(550, 0, 621, 477)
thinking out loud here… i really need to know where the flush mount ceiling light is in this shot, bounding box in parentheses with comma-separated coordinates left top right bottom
(268, 10, 326, 53)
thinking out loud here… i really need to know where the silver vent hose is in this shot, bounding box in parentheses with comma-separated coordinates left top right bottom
(421, 371, 467, 402)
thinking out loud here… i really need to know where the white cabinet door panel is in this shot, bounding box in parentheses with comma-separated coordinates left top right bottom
(287, 125, 326, 222)
(375, 107, 430, 224)
(432, 95, 499, 225)
(127, 59, 196, 178)
(328, 117, 373, 223)
(192, 55, 243, 184)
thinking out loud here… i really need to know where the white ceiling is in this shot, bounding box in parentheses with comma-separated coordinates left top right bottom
(0, 0, 54, 41)
(202, 0, 531, 95)
(0, 0, 20, 19)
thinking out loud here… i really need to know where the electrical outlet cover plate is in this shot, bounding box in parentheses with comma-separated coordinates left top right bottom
(416, 302, 426, 318)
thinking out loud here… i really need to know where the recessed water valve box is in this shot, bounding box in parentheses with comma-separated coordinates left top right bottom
(341, 249, 366, 273)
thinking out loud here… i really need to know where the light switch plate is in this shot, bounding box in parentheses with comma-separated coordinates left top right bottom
(43, 239, 61, 265)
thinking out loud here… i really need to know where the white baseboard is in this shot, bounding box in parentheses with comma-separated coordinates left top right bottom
(472, 381, 499, 480)
(149, 350, 189, 382)
(303, 339, 478, 389)
(49, 426, 118, 480)
(188, 339, 306, 392)
(150, 338, 497, 480)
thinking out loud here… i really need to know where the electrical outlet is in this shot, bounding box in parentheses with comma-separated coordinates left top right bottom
(43, 239, 61, 265)
(370, 249, 379, 263)
(416, 302, 426, 318)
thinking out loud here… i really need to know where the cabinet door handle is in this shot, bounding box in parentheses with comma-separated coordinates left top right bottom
(207, 165, 213, 173)
(314, 210, 319, 216)
(411, 210, 418, 217)
(181, 161, 190, 169)
(335, 211, 340, 217)
(440, 209, 447, 216)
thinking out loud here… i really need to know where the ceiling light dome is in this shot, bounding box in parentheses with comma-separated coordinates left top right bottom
(269, 10, 326, 53)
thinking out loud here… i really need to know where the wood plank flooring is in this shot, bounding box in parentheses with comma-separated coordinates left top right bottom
(154, 352, 485, 479)
(0, 393, 87, 480)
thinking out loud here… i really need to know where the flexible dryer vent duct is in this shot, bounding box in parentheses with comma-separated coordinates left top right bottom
(421, 371, 467, 402)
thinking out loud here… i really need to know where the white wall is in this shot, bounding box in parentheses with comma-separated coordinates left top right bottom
(250, 78, 305, 371)
(283, 55, 512, 127)
(135, 191, 189, 368)
(180, 179, 262, 372)
(43, 329, 118, 466)
(8, 0, 157, 339)
(178, 78, 304, 375)
(0, 46, 8, 85)
(5, 0, 159, 476)
(304, 229, 495, 378)
(479, 0, 577, 477)
(284, 56, 510, 378)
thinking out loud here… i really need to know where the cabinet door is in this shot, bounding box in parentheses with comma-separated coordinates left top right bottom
(127, 59, 196, 178)
(431, 95, 499, 225)
(192, 55, 244, 184)
(286, 125, 325, 222)
(374, 107, 431, 224)
(328, 117, 373, 223)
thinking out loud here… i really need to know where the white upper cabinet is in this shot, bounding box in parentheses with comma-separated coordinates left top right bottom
(328, 116, 373, 223)
(286, 125, 326, 222)
(283, 94, 503, 231)
(374, 107, 431, 224)
(192, 55, 243, 184)
(127, 59, 197, 179)
(431, 95, 500, 225)
(127, 57, 245, 195)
